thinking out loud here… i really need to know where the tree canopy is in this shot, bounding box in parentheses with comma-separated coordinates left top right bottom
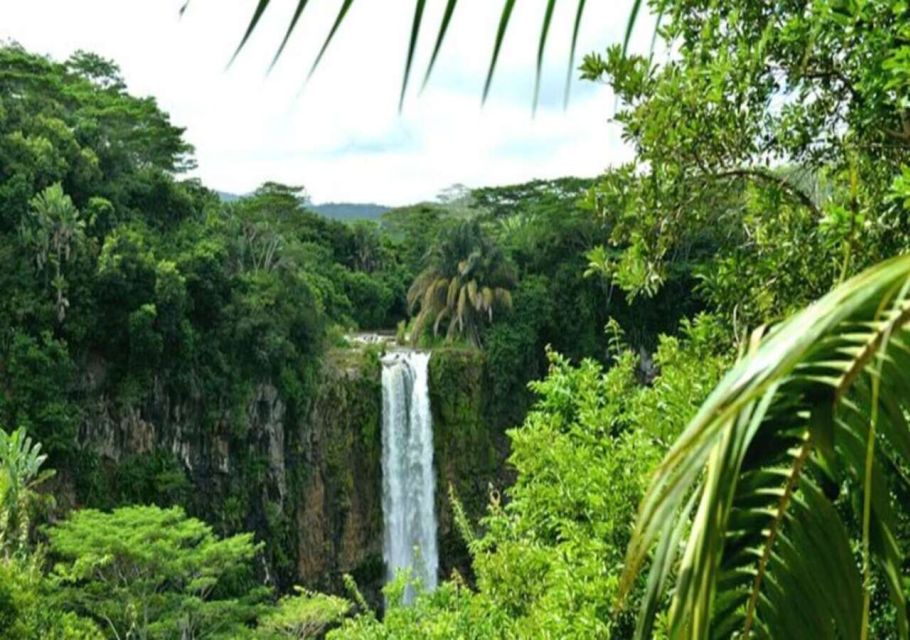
(1, 0, 910, 638)
(47, 505, 267, 640)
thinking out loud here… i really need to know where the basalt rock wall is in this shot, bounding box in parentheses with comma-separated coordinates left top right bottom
(65, 346, 502, 603)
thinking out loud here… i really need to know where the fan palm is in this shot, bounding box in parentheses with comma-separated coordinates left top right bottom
(618, 254, 910, 640)
(407, 221, 515, 346)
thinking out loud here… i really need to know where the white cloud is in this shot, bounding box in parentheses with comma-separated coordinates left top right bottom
(0, 0, 652, 205)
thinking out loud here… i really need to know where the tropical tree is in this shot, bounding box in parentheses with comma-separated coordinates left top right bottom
(256, 588, 350, 639)
(580, 0, 910, 318)
(619, 254, 910, 639)
(0, 555, 103, 639)
(348, 221, 386, 274)
(19, 183, 87, 322)
(0, 426, 54, 559)
(407, 221, 516, 346)
(47, 505, 268, 640)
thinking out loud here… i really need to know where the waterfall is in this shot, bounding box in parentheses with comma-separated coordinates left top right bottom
(381, 350, 438, 604)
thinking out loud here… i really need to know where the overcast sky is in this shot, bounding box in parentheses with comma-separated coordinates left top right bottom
(0, 1, 651, 205)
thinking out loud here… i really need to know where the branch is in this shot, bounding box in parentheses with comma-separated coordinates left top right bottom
(712, 168, 821, 217)
(884, 110, 910, 145)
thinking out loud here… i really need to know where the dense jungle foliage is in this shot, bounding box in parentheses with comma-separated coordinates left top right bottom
(1, 0, 910, 637)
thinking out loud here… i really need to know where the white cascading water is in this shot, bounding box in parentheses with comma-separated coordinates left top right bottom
(381, 350, 438, 604)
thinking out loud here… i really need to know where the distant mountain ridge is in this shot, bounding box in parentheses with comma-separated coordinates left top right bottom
(309, 202, 390, 221)
(216, 190, 242, 203)
(216, 191, 390, 222)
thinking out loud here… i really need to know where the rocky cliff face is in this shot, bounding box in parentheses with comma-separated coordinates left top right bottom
(429, 347, 501, 577)
(67, 346, 501, 603)
(292, 350, 384, 597)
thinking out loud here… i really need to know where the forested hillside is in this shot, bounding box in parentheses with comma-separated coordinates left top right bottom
(0, 41, 698, 638)
(1, 0, 910, 637)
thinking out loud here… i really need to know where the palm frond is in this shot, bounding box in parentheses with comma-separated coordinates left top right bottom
(533, 0, 558, 113)
(620, 254, 910, 640)
(422, 0, 460, 90)
(401, 0, 429, 109)
(407, 221, 514, 344)
(456, 286, 467, 326)
(270, 0, 312, 71)
(407, 269, 437, 310)
(482, 0, 517, 104)
(482, 286, 494, 311)
(467, 279, 479, 310)
(424, 277, 448, 313)
(230, 0, 271, 65)
(216, 0, 650, 106)
(564, 0, 588, 107)
(308, 0, 357, 80)
(432, 277, 449, 307)
(433, 306, 450, 336)
(446, 276, 461, 309)
(622, 0, 643, 57)
(495, 287, 512, 310)
(410, 308, 431, 346)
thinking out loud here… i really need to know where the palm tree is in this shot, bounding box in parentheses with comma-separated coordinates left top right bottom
(0, 427, 55, 559)
(19, 184, 87, 322)
(618, 254, 910, 640)
(407, 221, 515, 346)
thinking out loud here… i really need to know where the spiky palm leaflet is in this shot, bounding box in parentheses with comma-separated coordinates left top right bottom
(619, 254, 910, 639)
(188, 0, 650, 109)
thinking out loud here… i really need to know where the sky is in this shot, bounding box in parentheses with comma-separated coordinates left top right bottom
(0, 1, 651, 205)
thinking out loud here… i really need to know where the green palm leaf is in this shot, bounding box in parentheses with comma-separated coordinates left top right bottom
(217, 0, 650, 106)
(533, 0, 558, 113)
(482, 0, 517, 104)
(308, 0, 357, 80)
(447, 276, 461, 309)
(433, 306, 450, 335)
(270, 0, 312, 70)
(620, 254, 910, 640)
(564, 0, 588, 107)
(401, 0, 429, 109)
(622, 0, 643, 56)
(467, 279, 479, 310)
(422, 0, 460, 89)
(230, 0, 271, 65)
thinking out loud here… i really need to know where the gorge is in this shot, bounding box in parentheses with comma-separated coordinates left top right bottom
(62, 342, 497, 607)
